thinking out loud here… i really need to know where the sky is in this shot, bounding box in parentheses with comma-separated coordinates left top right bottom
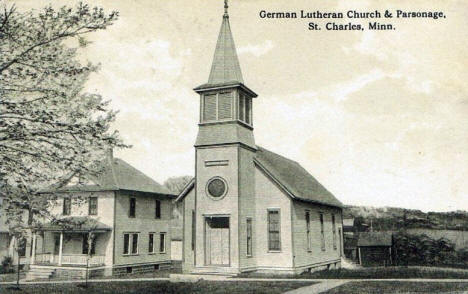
(9, 0, 468, 212)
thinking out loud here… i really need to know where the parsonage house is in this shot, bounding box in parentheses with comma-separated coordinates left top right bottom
(175, 4, 344, 275)
(23, 154, 176, 278)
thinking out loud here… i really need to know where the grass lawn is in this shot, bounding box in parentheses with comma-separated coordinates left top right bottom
(0, 280, 316, 294)
(301, 266, 468, 279)
(0, 273, 25, 282)
(323, 281, 468, 294)
(241, 266, 468, 279)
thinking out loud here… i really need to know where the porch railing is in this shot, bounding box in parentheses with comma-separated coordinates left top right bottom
(35, 253, 105, 266)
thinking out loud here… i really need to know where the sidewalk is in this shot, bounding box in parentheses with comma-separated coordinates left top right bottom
(284, 281, 348, 294)
(1, 276, 468, 285)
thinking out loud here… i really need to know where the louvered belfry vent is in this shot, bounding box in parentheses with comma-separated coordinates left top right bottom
(202, 92, 233, 122)
(218, 92, 232, 120)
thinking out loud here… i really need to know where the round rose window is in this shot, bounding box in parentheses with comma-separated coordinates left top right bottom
(206, 177, 227, 198)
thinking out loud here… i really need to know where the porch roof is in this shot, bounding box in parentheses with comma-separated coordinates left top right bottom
(38, 217, 112, 233)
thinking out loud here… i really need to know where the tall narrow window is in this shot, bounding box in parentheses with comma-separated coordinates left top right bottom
(123, 234, 130, 254)
(123, 233, 139, 255)
(88, 197, 98, 215)
(245, 98, 251, 124)
(332, 214, 337, 250)
(159, 233, 166, 253)
(191, 210, 196, 251)
(239, 94, 245, 122)
(129, 197, 136, 218)
(320, 213, 325, 251)
(155, 200, 161, 219)
(246, 218, 253, 257)
(131, 233, 139, 254)
(18, 238, 26, 257)
(306, 211, 311, 252)
(148, 233, 154, 253)
(268, 210, 281, 251)
(82, 234, 96, 255)
(63, 198, 71, 216)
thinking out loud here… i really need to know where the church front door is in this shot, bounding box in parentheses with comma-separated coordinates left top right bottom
(205, 216, 230, 266)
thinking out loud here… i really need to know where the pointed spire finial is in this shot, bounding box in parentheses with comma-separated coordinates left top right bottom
(224, 0, 229, 17)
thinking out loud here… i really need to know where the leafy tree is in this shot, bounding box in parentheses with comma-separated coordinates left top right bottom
(163, 176, 192, 195)
(0, 2, 126, 235)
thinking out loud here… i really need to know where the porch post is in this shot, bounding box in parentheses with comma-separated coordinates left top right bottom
(58, 232, 63, 266)
(31, 232, 37, 265)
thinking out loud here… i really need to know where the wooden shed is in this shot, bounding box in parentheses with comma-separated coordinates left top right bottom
(357, 232, 393, 267)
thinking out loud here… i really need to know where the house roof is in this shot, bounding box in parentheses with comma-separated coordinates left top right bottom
(357, 232, 393, 247)
(38, 216, 112, 232)
(254, 146, 343, 208)
(54, 157, 175, 196)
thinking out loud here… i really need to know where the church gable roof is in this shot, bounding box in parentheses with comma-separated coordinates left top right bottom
(254, 146, 343, 208)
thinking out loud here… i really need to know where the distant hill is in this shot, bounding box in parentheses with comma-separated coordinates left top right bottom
(343, 205, 468, 231)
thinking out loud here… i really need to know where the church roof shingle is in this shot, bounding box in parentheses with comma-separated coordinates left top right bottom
(255, 146, 343, 208)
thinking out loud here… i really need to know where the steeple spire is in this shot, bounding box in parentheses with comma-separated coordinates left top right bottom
(206, 0, 244, 85)
(224, 0, 229, 17)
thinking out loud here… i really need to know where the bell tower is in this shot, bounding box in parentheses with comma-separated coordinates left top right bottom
(194, 0, 258, 150)
(192, 0, 258, 272)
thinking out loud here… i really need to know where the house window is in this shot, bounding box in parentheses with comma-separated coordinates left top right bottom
(63, 198, 71, 216)
(202, 92, 232, 122)
(320, 213, 325, 251)
(155, 200, 161, 219)
(148, 233, 154, 253)
(129, 197, 136, 218)
(82, 234, 96, 255)
(18, 238, 26, 257)
(332, 214, 337, 250)
(123, 233, 139, 255)
(159, 233, 166, 253)
(191, 210, 195, 251)
(246, 218, 253, 257)
(131, 233, 139, 254)
(268, 210, 281, 251)
(123, 234, 130, 254)
(88, 197, 98, 215)
(306, 211, 311, 252)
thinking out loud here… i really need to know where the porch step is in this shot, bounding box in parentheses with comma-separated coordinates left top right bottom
(25, 267, 56, 281)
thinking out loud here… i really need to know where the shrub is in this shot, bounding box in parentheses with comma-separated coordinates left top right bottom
(393, 231, 462, 267)
(0, 256, 14, 274)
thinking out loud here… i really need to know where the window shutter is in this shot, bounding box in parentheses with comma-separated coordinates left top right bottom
(218, 92, 232, 120)
(203, 94, 217, 121)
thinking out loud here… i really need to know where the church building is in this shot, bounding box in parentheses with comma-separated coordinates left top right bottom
(175, 2, 344, 275)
